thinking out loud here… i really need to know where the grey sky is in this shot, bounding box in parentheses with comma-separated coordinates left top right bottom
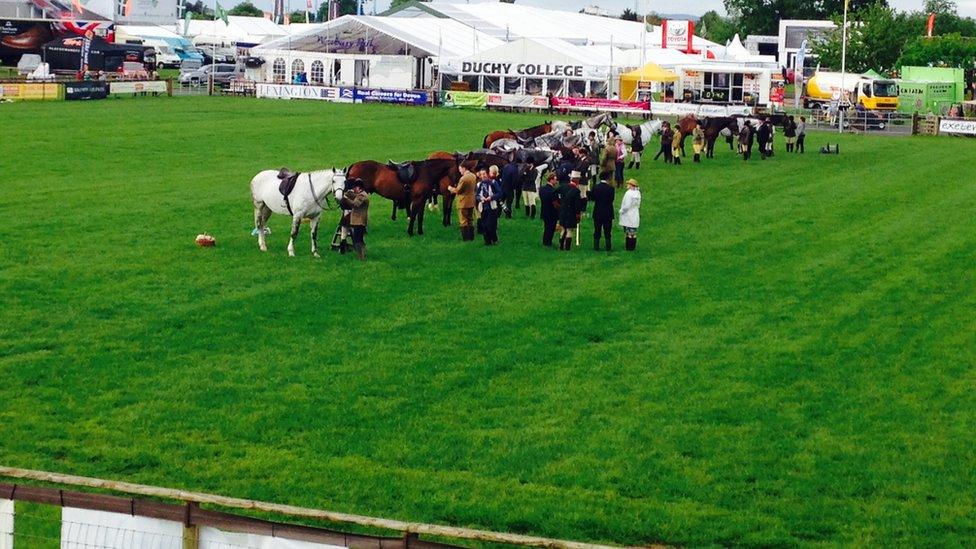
(339, 0, 976, 18)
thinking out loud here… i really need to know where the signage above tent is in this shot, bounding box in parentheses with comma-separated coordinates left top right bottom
(662, 20, 695, 53)
(460, 61, 584, 78)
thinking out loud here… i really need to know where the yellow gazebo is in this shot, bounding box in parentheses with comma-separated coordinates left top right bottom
(619, 62, 678, 101)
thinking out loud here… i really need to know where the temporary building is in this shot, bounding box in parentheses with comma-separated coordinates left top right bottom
(438, 37, 626, 96)
(252, 15, 502, 89)
(185, 16, 286, 48)
(619, 63, 678, 101)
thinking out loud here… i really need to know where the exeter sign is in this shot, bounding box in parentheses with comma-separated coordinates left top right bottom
(460, 61, 585, 78)
(938, 118, 976, 135)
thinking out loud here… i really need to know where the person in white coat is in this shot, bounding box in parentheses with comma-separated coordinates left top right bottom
(619, 178, 642, 251)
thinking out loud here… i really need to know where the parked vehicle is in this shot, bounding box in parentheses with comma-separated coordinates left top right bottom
(179, 63, 240, 86)
(804, 71, 900, 111)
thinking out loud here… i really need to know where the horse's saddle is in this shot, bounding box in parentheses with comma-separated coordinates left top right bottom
(387, 161, 418, 186)
(277, 168, 300, 198)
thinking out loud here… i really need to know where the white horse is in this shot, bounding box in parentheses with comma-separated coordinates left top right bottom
(613, 119, 663, 147)
(250, 168, 346, 257)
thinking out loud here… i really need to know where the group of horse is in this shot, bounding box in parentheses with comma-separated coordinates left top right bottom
(249, 111, 767, 257)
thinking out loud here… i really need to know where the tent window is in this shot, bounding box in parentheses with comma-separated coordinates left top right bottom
(461, 74, 479, 91)
(590, 81, 608, 98)
(291, 59, 305, 82)
(310, 60, 324, 85)
(525, 78, 543, 95)
(504, 77, 522, 94)
(332, 60, 341, 85)
(546, 79, 565, 96)
(440, 73, 456, 91)
(272, 58, 286, 83)
(482, 76, 500, 93)
(568, 80, 586, 97)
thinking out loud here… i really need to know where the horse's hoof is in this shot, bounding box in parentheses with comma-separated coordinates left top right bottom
(313, 252, 321, 258)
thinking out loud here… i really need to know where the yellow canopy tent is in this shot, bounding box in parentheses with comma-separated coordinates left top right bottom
(619, 63, 678, 101)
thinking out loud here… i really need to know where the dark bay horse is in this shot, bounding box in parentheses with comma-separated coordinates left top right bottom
(483, 122, 552, 148)
(348, 159, 457, 236)
(700, 117, 740, 158)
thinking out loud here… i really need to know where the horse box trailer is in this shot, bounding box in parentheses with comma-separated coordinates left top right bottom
(675, 64, 772, 106)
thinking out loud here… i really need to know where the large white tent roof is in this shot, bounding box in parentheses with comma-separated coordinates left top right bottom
(185, 16, 286, 46)
(255, 15, 503, 58)
(388, 1, 717, 51)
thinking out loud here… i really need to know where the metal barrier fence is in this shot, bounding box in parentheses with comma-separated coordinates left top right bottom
(0, 467, 619, 549)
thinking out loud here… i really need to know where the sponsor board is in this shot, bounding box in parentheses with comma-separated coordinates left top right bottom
(938, 118, 976, 135)
(440, 91, 489, 109)
(650, 102, 753, 117)
(486, 93, 549, 109)
(0, 82, 61, 100)
(342, 87, 428, 105)
(110, 81, 168, 94)
(65, 81, 109, 100)
(551, 96, 649, 113)
(256, 83, 341, 101)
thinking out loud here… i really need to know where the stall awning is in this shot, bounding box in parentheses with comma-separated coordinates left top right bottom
(620, 62, 678, 83)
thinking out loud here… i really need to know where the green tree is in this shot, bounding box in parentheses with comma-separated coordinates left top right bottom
(699, 10, 736, 44)
(228, 1, 262, 16)
(289, 9, 307, 22)
(315, 0, 357, 21)
(724, 0, 886, 36)
(925, 0, 957, 15)
(620, 8, 640, 21)
(898, 33, 976, 67)
(812, 1, 914, 73)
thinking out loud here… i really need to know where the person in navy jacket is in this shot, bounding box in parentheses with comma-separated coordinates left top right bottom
(477, 166, 504, 245)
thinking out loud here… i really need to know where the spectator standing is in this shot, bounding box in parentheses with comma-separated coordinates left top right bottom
(619, 179, 642, 252)
(557, 172, 583, 250)
(344, 179, 370, 261)
(448, 164, 477, 241)
(796, 116, 807, 153)
(477, 166, 504, 245)
(692, 121, 705, 163)
(590, 176, 615, 251)
(500, 161, 520, 218)
(628, 128, 644, 170)
(739, 120, 754, 161)
(784, 115, 797, 153)
(671, 129, 683, 165)
(539, 172, 559, 247)
(614, 137, 626, 187)
(757, 118, 771, 160)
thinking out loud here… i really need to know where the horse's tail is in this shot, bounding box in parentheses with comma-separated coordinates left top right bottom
(483, 135, 490, 149)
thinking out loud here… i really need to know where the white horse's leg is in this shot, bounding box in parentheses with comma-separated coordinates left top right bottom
(254, 203, 270, 252)
(287, 215, 301, 257)
(310, 215, 321, 258)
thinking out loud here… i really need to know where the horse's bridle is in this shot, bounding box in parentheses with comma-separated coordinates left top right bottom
(309, 172, 339, 211)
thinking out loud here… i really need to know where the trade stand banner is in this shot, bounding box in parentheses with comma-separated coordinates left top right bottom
(65, 81, 109, 100)
(551, 96, 649, 114)
(938, 118, 976, 135)
(0, 82, 61, 100)
(650, 102, 753, 117)
(340, 87, 428, 105)
(487, 93, 549, 109)
(440, 91, 489, 109)
(110, 80, 168, 95)
(256, 83, 342, 102)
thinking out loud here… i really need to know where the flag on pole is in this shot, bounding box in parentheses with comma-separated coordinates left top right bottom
(927, 13, 936, 37)
(183, 9, 192, 35)
(123, 0, 132, 17)
(215, 1, 229, 25)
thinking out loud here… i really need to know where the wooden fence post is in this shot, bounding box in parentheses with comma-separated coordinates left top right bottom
(183, 502, 199, 549)
(935, 116, 941, 136)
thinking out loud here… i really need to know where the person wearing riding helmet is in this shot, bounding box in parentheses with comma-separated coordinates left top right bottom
(601, 133, 617, 185)
(628, 125, 644, 170)
(692, 121, 706, 163)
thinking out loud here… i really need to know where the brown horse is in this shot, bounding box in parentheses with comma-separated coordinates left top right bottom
(483, 121, 552, 148)
(674, 114, 699, 157)
(348, 159, 457, 236)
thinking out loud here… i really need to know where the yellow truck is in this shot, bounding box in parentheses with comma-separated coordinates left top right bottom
(803, 71, 899, 110)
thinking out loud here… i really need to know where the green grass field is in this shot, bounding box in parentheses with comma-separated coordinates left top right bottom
(1, 96, 974, 547)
